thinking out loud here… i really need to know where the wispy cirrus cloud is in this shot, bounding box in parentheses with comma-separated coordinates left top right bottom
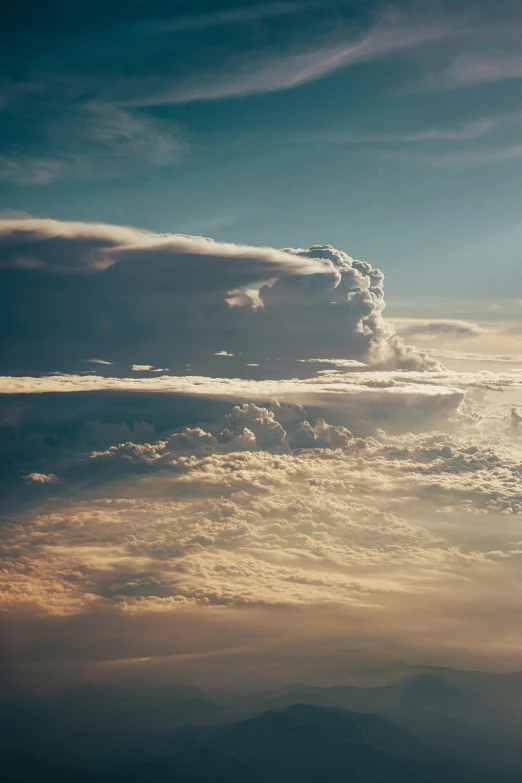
(121, 10, 456, 106)
(4, 3, 522, 192)
(4, 4, 522, 122)
(62, 5, 522, 107)
(445, 54, 522, 88)
(135, 1, 309, 34)
(0, 103, 184, 185)
(3, 7, 454, 110)
(419, 53, 522, 92)
(394, 143, 522, 168)
(1, 6, 452, 111)
(0, 155, 68, 186)
(308, 118, 498, 146)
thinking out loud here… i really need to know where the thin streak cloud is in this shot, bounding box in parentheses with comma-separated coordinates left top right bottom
(423, 54, 522, 91)
(136, 2, 308, 34)
(306, 118, 498, 146)
(397, 143, 522, 167)
(120, 11, 456, 106)
(0, 104, 185, 185)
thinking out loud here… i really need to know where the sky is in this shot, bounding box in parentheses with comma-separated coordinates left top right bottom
(2, 0, 522, 299)
(1, 0, 522, 772)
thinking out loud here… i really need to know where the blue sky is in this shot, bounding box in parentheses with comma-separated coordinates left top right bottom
(2, 0, 522, 298)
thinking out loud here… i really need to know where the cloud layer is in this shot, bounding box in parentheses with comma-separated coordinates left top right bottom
(2, 398, 521, 632)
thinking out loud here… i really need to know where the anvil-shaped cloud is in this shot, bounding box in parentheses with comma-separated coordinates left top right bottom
(0, 217, 438, 372)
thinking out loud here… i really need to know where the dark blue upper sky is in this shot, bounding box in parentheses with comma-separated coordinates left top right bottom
(2, 0, 522, 299)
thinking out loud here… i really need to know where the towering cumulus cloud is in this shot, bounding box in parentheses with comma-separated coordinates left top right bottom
(255, 244, 439, 369)
(0, 218, 436, 372)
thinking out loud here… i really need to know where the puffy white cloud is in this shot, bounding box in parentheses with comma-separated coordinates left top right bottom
(2, 442, 520, 619)
(253, 244, 441, 370)
(23, 472, 59, 484)
(82, 403, 522, 515)
(221, 403, 290, 453)
(2, 396, 521, 623)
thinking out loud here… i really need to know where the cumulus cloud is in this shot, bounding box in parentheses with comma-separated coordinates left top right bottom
(83, 402, 364, 475)
(1, 357, 521, 695)
(0, 220, 439, 372)
(78, 400, 522, 516)
(6, 392, 520, 505)
(2, 397, 522, 625)
(253, 244, 441, 370)
(23, 472, 59, 485)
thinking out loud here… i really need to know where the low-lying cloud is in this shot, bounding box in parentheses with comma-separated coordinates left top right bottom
(2, 399, 521, 632)
(394, 319, 483, 341)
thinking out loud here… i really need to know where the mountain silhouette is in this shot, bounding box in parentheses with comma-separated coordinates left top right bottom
(3, 704, 521, 782)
